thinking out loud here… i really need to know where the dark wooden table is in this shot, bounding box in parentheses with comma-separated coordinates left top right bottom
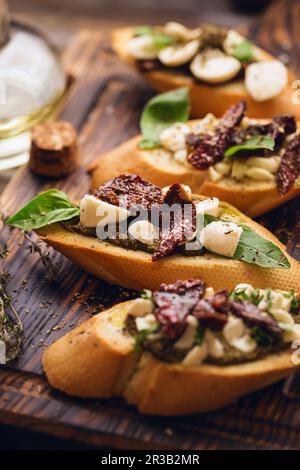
(2, 0, 300, 450)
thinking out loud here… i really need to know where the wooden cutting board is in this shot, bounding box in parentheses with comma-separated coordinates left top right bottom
(1, 3, 300, 449)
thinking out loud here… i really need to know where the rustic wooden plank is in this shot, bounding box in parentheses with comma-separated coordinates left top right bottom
(0, 368, 299, 450)
(1, 1, 300, 450)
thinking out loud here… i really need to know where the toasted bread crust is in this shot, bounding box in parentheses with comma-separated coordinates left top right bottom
(124, 351, 296, 415)
(42, 301, 137, 397)
(37, 197, 300, 292)
(112, 27, 300, 120)
(90, 121, 300, 218)
(43, 300, 299, 415)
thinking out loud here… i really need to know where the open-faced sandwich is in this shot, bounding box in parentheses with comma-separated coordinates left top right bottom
(7, 174, 300, 291)
(43, 279, 300, 415)
(112, 22, 299, 119)
(91, 90, 300, 217)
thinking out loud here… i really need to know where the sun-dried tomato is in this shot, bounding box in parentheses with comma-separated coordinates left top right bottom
(153, 279, 206, 337)
(153, 183, 196, 260)
(187, 101, 246, 169)
(276, 135, 300, 196)
(231, 300, 282, 337)
(193, 290, 229, 330)
(94, 174, 162, 210)
(185, 133, 202, 149)
(233, 114, 296, 152)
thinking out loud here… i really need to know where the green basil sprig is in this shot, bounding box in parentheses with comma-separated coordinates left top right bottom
(134, 25, 174, 50)
(197, 215, 290, 269)
(6, 189, 80, 230)
(232, 40, 254, 63)
(224, 135, 275, 159)
(233, 224, 290, 269)
(139, 87, 190, 149)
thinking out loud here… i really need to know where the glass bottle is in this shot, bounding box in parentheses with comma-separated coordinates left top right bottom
(0, 0, 66, 171)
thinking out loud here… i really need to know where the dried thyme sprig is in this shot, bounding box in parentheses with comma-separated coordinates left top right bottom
(23, 231, 59, 282)
(0, 256, 23, 363)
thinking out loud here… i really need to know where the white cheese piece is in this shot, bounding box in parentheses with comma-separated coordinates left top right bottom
(268, 291, 285, 311)
(158, 39, 200, 66)
(164, 22, 201, 41)
(271, 310, 294, 325)
(223, 316, 245, 344)
(214, 161, 231, 176)
(200, 221, 243, 257)
(195, 197, 220, 217)
(80, 194, 129, 228)
(173, 148, 188, 164)
(231, 159, 247, 180)
(247, 156, 280, 173)
(159, 123, 190, 152)
(190, 113, 217, 135)
(208, 166, 222, 182)
(127, 35, 159, 60)
(234, 283, 255, 297)
(223, 30, 246, 55)
(245, 167, 274, 182)
(128, 220, 158, 245)
(279, 323, 300, 342)
(182, 343, 208, 366)
(245, 60, 288, 102)
(205, 330, 224, 359)
(204, 287, 215, 299)
(135, 313, 156, 332)
(231, 335, 257, 353)
(126, 298, 153, 317)
(190, 49, 241, 83)
(174, 315, 198, 350)
(258, 289, 291, 314)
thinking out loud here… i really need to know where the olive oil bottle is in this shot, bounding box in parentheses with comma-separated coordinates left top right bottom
(0, 0, 66, 171)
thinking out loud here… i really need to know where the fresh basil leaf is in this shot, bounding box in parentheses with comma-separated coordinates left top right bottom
(195, 324, 205, 345)
(139, 87, 190, 149)
(233, 40, 254, 62)
(224, 135, 275, 158)
(134, 25, 173, 49)
(233, 224, 290, 269)
(134, 25, 154, 36)
(152, 32, 173, 49)
(6, 189, 80, 230)
(230, 287, 262, 305)
(138, 138, 161, 150)
(196, 214, 290, 269)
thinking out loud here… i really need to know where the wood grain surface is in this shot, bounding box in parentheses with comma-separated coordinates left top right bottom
(1, 0, 300, 450)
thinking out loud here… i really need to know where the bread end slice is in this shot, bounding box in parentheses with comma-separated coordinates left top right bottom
(43, 301, 137, 398)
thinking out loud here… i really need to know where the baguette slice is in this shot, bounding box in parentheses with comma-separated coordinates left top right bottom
(90, 122, 300, 218)
(113, 27, 300, 119)
(43, 299, 299, 415)
(37, 197, 300, 292)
